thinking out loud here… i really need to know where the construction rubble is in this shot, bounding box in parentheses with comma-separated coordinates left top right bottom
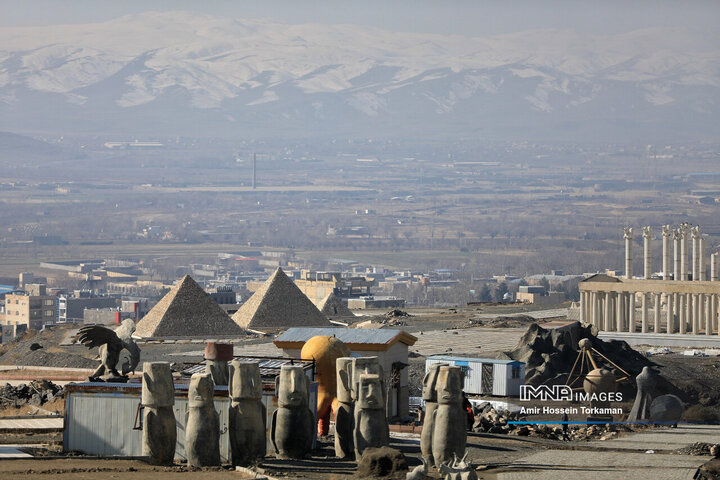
(0, 379, 65, 409)
(471, 404, 633, 441)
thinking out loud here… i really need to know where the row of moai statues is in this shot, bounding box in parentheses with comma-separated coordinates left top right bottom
(141, 361, 316, 466)
(420, 363, 467, 469)
(335, 356, 390, 460)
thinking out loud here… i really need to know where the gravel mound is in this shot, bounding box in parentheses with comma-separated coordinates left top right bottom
(0, 379, 65, 409)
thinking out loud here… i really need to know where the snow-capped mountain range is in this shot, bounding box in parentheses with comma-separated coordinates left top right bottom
(1, 11, 718, 141)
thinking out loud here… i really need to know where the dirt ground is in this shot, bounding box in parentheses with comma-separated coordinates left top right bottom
(0, 432, 582, 480)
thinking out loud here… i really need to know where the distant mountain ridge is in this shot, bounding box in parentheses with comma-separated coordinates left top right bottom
(0, 11, 718, 141)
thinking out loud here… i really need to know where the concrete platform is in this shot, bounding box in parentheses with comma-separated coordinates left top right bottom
(599, 331, 720, 348)
(586, 424, 720, 451)
(498, 449, 708, 480)
(0, 417, 63, 430)
(498, 425, 720, 479)
(0, 445, 32, 459)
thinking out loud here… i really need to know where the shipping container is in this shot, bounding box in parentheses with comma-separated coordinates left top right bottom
(425, 355, 525, 397)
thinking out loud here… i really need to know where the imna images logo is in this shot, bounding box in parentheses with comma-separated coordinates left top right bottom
(520, 385, 572, 401)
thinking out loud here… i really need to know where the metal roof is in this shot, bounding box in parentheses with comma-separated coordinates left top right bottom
(274, 327, 416, 346)
(181, 357, 314, 378)
(427, 354, 524, 365)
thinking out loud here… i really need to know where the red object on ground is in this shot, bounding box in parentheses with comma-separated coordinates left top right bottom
(204, 342, 233, 361)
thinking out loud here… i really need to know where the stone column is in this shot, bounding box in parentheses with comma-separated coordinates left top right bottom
(616, 292, 624, 332)
(692, 294, 699, 334)
(591, 292, 599, 328)
(643, 226, 652, 279)
(629, 293, 636, 332)
(674, 230, 681, 281)
(654, 293, 661, 333)
(700, 236, 706, 281)
(692, 226, 701, 281)
(641, 294, 648, 333)
(580, 291, 586, 323)
(624, 227, 634, 279)
(711, 253, 719, 282)
(662, 225, 672, 280)
(604, 292, 613, 331)
(679, 294, 686, 334)
(680, 224, 689, 281)
(705, 295, 712, 335)
(713, 294, 718, 334)
(142, 362, 176, 465)
(666, 293, 674, 333)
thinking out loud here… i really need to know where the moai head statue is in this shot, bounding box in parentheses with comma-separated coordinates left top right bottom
(356, 374, 384, 411)
(336, 357, 354, 403)
(436, 366, 463, 405)
(141, 362, 174, 407)
(276, 365, 309, 408)
(421, 362, 448, 401)
(351, 356, 383, 401)
(188, 372, 214, 408)
(229, 360, 262, 401)
(623, 227, 633, 240)
(642, 226, 652, 239)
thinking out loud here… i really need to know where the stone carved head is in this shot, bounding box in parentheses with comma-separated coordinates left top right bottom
(276, 365, 309, 408)
(436, 366, 463, 405)
(229, 360, 262, 401)
(351, 356, 383, 401)
(336, 357, 354, 403)
(141, 361, 174, 407)
(356, 374, 384, 410)
(188, 372, 214, 408)
(421, 362, 448, 401)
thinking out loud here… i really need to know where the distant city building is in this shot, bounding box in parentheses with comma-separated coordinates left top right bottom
(347, 296, 405, 309)
(1, 284, 57, 334)
(58, 294, 118, 323)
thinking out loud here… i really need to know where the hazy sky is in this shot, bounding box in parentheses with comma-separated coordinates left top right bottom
(1, 0, 718, 36)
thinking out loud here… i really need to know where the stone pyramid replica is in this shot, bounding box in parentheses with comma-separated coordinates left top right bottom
(315, 292, 355, 318)
(135, 275, 247, 338)
(232, 267, 330, 331)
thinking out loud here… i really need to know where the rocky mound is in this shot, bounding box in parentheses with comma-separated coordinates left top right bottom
(472, 404, 634, 441)
(507, 322, 653, 391)
(356, 447, 408, 478)
(0, 379, 65, 409)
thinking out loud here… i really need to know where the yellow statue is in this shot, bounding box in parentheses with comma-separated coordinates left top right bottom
(301, 335, 351, 436)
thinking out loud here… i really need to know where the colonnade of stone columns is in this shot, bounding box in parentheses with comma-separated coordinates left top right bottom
(579, 288, 720, 335)
(578, 224, 720, 335)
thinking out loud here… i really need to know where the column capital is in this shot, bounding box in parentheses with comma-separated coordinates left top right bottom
(623, 227, 634, 240)
(662, 225, 673, 237)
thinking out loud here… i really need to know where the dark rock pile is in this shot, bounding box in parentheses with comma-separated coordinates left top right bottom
(471, 404, 632, 441)
(507, 322, 653, 390)
(0, 379, 65, 409)
(673, 442, 715, 456)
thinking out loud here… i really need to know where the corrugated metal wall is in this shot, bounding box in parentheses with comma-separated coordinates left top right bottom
(65, 385, 317, 460)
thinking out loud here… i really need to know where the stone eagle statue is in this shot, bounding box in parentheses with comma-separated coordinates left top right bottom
(78, 319, 141, 382)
